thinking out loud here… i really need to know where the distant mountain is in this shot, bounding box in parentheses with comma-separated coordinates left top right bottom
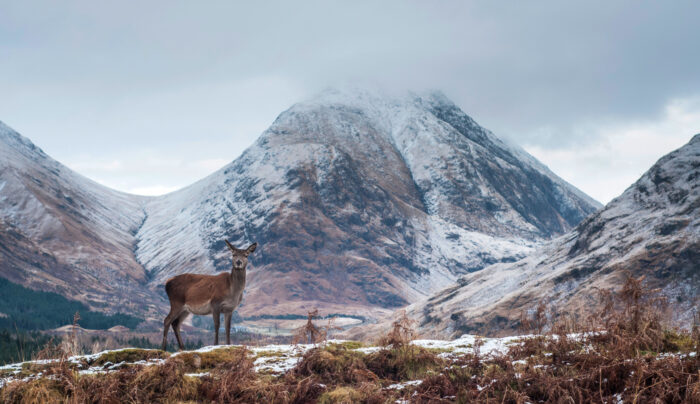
(133, 89, 600, 318)
(387, 134, 699, 338)
(0, 89, 600, 323)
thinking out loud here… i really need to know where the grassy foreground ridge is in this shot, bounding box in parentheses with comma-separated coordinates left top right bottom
(0, 276, 698, 403)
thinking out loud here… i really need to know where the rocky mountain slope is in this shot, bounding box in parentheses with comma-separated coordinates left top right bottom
(133, 89, 600, 318)
(0, 122, 162, 318)
(388, 134, 699, 338)
(0, 89, 600, 322)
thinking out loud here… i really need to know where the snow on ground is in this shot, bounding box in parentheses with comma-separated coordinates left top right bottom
(0, 336, 491, 387)
(0, 333, 694, 391)
(386, 380, 423, 390)
(413, 334, 531, 356)
(0, 335, 528, 387)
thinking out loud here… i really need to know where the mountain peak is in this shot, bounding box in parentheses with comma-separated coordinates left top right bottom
(297, 87, 455, 112)
(0, 120, 26, 145)
(273, 87, 484, 150)
(0, 120, 52, 168)
(413, 89, 453, 107)
(0, 120, 39, 150)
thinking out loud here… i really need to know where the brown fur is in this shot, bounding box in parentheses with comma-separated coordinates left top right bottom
(162, 241, 257, 350)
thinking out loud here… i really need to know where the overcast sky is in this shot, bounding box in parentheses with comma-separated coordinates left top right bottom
(1, 1, 699, 203)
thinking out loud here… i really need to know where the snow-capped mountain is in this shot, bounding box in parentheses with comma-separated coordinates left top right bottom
(133, 89, 600, 318)
(0, 122, 163, 317)
(0, 89, 600, 321)
(394, 134, 700, 338)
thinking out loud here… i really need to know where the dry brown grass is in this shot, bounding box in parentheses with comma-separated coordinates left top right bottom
(198, 348, 287, 403)
(365, 345, 444, 382)
(127, 358, 199, 402)
(176, 346, 248, 373)
(407, 274, 700, 403)
(317, 383, 386, 404)
(0, 378, 64, 404)
(290, 343, 377, 385)
(378, 310, 416, 348)
(89, 348, 169, 367)
(1, 274, 698, 403)
(367, 310, 445, 382)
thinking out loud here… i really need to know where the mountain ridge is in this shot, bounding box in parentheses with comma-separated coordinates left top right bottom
(133, 88, 601, 318)
(0, 89, 601, 324)
(360, 133, 700, 339)
(0, 121, 160, 319)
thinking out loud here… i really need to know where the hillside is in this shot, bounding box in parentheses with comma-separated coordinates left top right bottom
(0, 122, 162, 318)
(133, 89, 600, 319)
(374, 134, 699, 339)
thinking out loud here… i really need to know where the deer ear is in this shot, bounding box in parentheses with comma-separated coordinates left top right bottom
(225, 240, 236, 253)
(246, 242, 258, 254)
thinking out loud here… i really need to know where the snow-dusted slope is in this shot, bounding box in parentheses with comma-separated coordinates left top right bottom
(397, 134, 700, 338)
(0, 122, 162, 315)
(0, 89, 601, 322)
(134, 89, 600, 318)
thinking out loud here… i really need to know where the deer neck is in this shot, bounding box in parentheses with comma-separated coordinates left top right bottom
(230, 267, 246, 289)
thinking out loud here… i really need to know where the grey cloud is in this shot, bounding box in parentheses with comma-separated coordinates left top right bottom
(1, 1, 698, 194)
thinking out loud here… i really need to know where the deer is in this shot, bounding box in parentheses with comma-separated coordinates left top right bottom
(161, 240, 257, 351)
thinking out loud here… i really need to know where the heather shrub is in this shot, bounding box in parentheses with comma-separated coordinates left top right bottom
(290, 344, 377, 385)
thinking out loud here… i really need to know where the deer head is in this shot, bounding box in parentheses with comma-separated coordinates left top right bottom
(225, 240, 257, 270)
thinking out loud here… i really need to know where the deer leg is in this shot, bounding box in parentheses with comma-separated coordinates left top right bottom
(212, 310, 221, 345)
(224, 312, 232, 345)
(172, 312, 188, 351)
(162, 310, 179, 351)
(171, 316, 183, 350)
